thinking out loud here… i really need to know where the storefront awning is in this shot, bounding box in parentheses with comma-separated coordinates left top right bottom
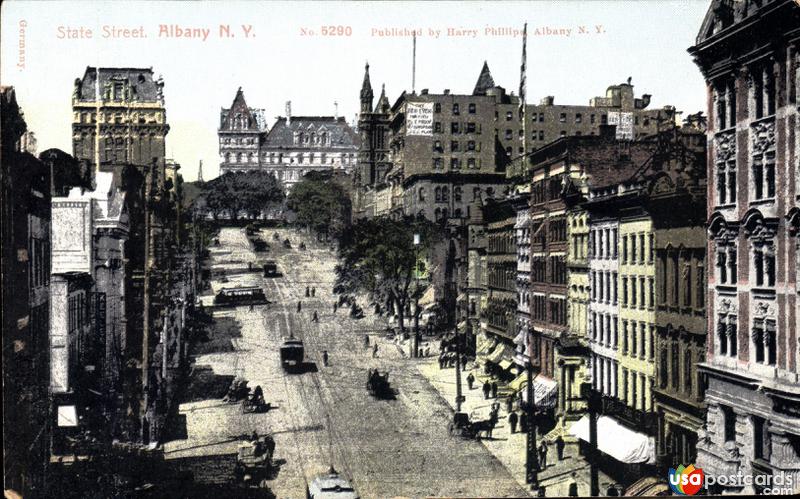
(486, 342, 514, 364)
(569, 415, 655, 464)
(508, 373, 557, 409)
(476, 335, 497, 356)
(57, 405, 78, 427)
(419, 286, 435, 307)
(498, 359, 514, 371)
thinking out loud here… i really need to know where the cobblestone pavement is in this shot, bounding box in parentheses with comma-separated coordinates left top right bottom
(164, 227, 529, 498)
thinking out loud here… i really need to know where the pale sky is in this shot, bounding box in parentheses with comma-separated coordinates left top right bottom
(1, 0, 711, 182)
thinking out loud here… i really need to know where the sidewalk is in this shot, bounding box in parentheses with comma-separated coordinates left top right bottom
(417, 358, 615, 497)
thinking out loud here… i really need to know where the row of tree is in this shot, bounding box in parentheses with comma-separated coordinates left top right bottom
(334, 215, 440, 333)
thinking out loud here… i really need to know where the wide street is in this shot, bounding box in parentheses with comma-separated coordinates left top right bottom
(163, 226, 529, 498)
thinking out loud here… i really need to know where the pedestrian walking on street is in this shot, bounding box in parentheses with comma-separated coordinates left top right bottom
(482, 381, 491, 400)
(555, 435, 565, 461)
(519, 411, 528, 433)
(372, 343, 379, 358)
(505, 396, 513, 414)
(322, 350, 329, 366)
(311, 287, 316, 297)
(364, 334, 370, 349)
(312, 311, 319, 322)
(538, 441, 548, 470)
(305, 286, 310, 297)
(297, 301, 302, 313)
(508, 411, 518, 433)
(333, 302, 338, 313)
(491, 381, 498, 399)
(466, 372, 475, 390)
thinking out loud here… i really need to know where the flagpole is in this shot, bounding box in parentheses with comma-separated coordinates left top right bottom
(412, 32, 417, 93)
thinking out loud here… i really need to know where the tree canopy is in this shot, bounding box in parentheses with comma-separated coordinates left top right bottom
(286, 172, 351, 238)
(202, 171, 285, 220)
(334, 215, 440, 332)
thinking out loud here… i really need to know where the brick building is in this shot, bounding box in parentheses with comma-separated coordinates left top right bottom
(689, 0, 800, 493)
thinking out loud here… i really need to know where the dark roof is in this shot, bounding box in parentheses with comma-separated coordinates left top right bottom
(263, 117, 359, 149)
(473, 61, 496, 96)
(220, 87, 262, 131)
(76, 67, 161, 102)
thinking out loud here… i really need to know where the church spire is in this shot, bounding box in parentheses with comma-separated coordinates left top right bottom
(197, 159, 204, 183)
(360, 62, 374, 114)
(472, 61, 496, 96)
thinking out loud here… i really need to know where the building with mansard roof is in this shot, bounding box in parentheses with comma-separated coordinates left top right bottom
(217, 89, 359, 193)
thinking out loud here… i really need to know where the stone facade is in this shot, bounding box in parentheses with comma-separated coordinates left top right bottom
(218, 89, 359, 193)
(689, 0, 800, 493)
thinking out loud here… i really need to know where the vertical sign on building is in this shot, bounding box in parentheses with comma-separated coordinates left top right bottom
(96, 292, 106, 357)
(406, 102, 434, 136)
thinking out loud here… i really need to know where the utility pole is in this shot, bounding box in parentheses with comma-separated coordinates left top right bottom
(412, 233, 421, 358)
(525, 357, 539, 489)
(455, 326, 463, 413)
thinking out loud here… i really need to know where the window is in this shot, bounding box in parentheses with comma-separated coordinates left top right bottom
(601, 114, 608, 125)
(716, 242, 737, 285)
(451, 122, 460, 134)
(671, 340, 680, 388)
(648, 234, 654, 263)
(451, 141, 460, 152)
(468, 103, 476, 114)
(752, 152, 776, 200)
(752, 319, 777, 365)
(506, 111, 513, 121)
(753, 242, 775, 288)
(467, 158, 476, 169)
(648, 277, 655, 309)
(467, 140, 476, 151)
(622, 277, 628, 305)
(418, 187, 425, 202)
(622, 235, 628, 263)
(631, 234, 637, 263)
(505, 129, 513, 140)
(452, 103, 460, 115)
(559, 112, 567, 123)
(538, 131, 544, 140)
(722, 405, 736, 443)
(631, 277, 637, 308)
(639, 234, 645, 264)
(538, 112, 544, 122)
(717, 314, 737, 357)
(454, 186, 462, 202)
(575, 113, 583, 123)
(753, 416, 771, 460)
(450, 158, 461, 170)
(622, 320, 629, 354)
(716, 159, 737, 206)
(433, 140, 443, 153)
(434, 103, 442, 113)
(696, 260, 705, 309)
(433, 158, 443, 170)
(466, 122, 476, 133)
(441, 186, 449, 202)
(434, 122, 442, 133)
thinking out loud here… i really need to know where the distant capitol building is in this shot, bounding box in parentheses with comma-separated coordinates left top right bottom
(218, 88, 360, 192)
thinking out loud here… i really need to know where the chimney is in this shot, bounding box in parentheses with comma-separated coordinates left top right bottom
(334, 101, 339, 120)
(443, 89, 450, 95)
(421, 89, 429, 95)
(286, 101, 292, 125)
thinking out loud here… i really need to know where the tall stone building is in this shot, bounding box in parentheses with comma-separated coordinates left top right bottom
(689, 0, 800, 493)
(218, 89, 359, 193)
(1, 86, 52, 498)
(72, 67, 180, 445)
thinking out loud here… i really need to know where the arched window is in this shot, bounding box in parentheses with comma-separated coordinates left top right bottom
(435, 187, 442, 202)
(442, 187, 449, 202)
(419, 187, 425, 202)
(454, 186, 462, 202)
